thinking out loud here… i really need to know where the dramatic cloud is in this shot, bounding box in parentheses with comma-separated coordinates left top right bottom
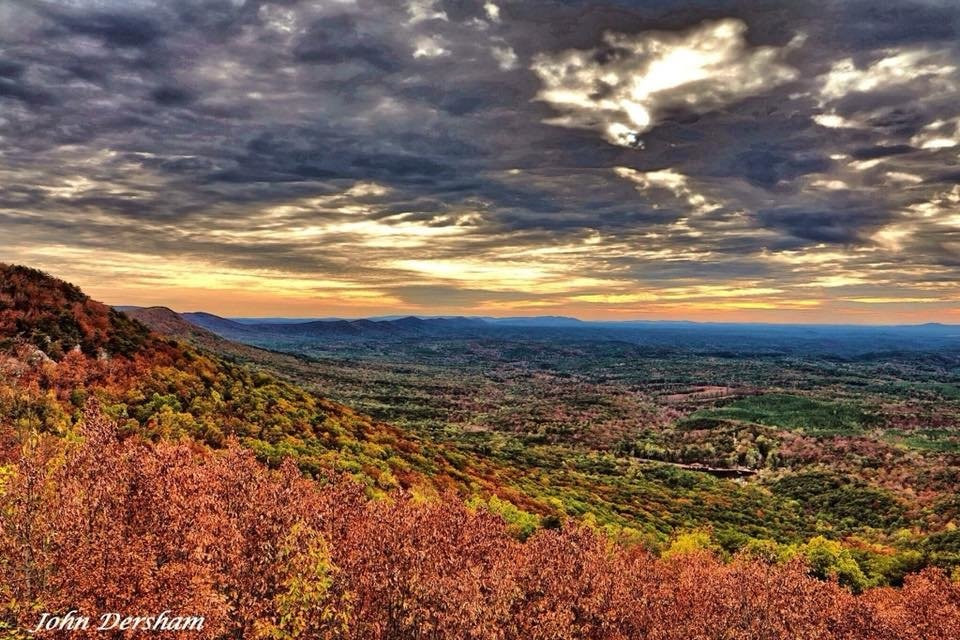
(815, 48, 958, 132)
(1, 0, 959, 321)
(532, 19, 798, 147)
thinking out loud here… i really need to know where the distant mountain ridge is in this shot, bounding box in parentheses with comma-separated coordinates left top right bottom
(159, 308, 960, 358)
(155, 310, 960, 332)
(223, 314, 587, 327)
(121, 306, 230, 350)
(179, 312, 491, 341)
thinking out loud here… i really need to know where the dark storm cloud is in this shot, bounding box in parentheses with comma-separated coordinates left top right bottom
(151, 85, 196, 106)
(832, 0, 960, 47)
(1, 0, 960, 306)
(734, 148, 832, 189)
(0, 76, 56, 106)
(50, 10, 166, 48)
(293, 13, 401, 70)
(850, 145, 915, 161)
(756, 207, 890, 245)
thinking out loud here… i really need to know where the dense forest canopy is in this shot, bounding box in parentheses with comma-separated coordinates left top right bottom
(2, 406, 958, 639)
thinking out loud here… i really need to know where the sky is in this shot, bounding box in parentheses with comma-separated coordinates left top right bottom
(1, 0, 960, 322)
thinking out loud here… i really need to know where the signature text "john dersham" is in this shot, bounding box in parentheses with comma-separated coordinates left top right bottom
(29, 610, 204, 633)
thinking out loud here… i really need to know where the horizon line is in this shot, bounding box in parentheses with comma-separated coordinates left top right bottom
(114, 305, 959, 328)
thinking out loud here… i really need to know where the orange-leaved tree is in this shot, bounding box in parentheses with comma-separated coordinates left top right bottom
(2, 404, 959, 640)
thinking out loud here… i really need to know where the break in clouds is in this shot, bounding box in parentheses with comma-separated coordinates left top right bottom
(1, 0, 960, 319)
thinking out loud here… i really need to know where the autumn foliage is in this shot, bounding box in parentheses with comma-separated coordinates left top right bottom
(0, 265, 153, 360)
(1, 406, 958, 639)
(0, 265, 508, 504)
(2, 264, 960, 637)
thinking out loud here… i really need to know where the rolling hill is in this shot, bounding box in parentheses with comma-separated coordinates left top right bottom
(121, 306, 231, 350)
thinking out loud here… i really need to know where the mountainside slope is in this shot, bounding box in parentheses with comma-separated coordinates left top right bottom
(123, 306, 231, 351)
(0, 264, 153, 359)
(0, 265, 534, 506)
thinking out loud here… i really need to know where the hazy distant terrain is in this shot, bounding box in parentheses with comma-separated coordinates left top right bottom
(176, 311, 960, 357)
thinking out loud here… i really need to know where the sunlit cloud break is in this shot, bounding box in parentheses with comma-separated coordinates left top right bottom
(532, 19, 798, 147)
